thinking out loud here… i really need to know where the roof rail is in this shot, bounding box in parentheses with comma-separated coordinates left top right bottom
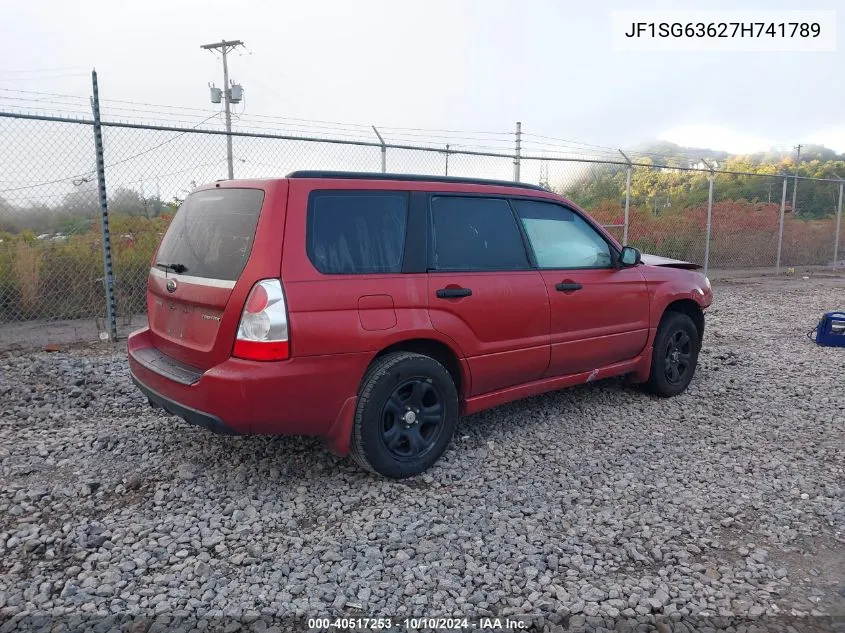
(285, 170, 547, 192)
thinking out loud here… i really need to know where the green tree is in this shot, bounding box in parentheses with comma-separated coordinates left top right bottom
(109, 187, 146, 216)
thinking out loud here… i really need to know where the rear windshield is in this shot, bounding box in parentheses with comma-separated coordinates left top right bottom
(155, 189, 265, 281)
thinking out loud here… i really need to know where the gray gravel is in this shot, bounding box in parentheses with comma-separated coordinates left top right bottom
(0, 277, 843, 632)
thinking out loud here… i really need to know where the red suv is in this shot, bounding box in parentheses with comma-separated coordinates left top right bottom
(128, 172, 712, 478)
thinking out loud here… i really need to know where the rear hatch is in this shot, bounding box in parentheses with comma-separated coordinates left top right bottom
(146, 184, 282, 370)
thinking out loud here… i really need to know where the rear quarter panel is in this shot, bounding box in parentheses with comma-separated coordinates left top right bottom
(282, 179, 447, 357)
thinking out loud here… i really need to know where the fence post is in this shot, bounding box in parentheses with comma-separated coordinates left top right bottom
(445, 144, 450, 176)
(513, 121, 521, 182)
(619, 150, 632, 245)
(791, 146, 801, 215)
(833, 175, 844, 270)
(372, 126, 386, 173)
(701, 159, 715, 276)
(90, 70, 118, 342)
(776, 176, 788, 275)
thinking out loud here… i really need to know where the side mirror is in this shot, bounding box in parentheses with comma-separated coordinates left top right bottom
(619, 246, 641, 267)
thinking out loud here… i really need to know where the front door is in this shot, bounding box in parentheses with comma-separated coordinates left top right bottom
(426, 195, 550, 396)
(510, 198, 650, 377)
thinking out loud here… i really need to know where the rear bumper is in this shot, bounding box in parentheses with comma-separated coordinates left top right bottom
(127, 327, 369, 455)
(132, 375, 239, 435)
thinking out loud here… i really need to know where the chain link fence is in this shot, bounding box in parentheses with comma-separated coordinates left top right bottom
(0, 116, 103, 328)
(1, 100, 843, 349)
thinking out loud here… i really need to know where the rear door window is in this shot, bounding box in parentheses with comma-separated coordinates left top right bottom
(429, 196, 530, 271)
(307, 191, 408, 274)
(155, 189, 265, 281)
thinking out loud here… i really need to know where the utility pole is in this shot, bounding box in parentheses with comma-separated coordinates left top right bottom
(513, 122, 522, 182)
(201, 39, 244, 179)
(791, 144, 802, 215)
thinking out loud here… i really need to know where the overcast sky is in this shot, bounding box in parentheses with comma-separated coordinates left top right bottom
(2, 0, 843, 155)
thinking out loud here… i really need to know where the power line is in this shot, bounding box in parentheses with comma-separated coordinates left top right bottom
(380, 124, 511, 137)
(0, 95, 87, 106)
(1, 93, 832, 188)
(0, 89, 582, 149)
(522, 132, 621, 152)
(0, 104, 93, 119)
(0, 103, 219, 130)
(234, 111, 373, 131)
(0, 88, 828, 158)
(104, 112, 223, 168)
(0, 73, 88, 83)
(519, 141, 627, 157)
(0, 66, 88, 74)
(116, 159, 229, 188)
(0, 112, 222, 194)
(0, 89, 222, 118)
(0, 88, 514, 139)
(521, 134, 701, 163)
(0, 88, 89, 100)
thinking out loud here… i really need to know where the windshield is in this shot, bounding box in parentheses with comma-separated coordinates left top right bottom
(155, 188, 265, 281)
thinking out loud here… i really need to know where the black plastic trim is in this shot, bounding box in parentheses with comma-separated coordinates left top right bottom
(131, 375, 240, 435)
(286, 170, 547, 192)
(506, 198, 540, 268)
(402, 191, 428, 274)
(436, 287, 473, 298)
(555, 282, 583, 292)
(131, 346, 203, 386)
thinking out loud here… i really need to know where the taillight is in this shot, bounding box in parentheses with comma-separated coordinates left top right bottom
(233, 279, 289, 361)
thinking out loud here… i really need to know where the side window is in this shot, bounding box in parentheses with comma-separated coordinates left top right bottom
(511, 199, 613, 269)
(429, 196, 530, 271)
(307, 191, 408, 274)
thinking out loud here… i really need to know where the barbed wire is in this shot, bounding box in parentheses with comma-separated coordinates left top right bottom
(0, 111, 222, 194)
(1, 87, 837, 166)
(1, 104, 843, 198)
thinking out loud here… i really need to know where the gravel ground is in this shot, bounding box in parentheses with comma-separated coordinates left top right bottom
(0, 277, 843, 633)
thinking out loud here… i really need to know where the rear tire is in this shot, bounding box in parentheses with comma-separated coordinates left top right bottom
(350, 352, 459, 479)
(644, 311, 700, 397)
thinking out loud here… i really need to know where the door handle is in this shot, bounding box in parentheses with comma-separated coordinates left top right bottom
(555, 282, 583, 292)
(436, 287, 473, 299)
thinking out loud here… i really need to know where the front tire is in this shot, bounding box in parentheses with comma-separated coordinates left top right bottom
(350, 352, 459, 479)
(644, 311, 700, 397)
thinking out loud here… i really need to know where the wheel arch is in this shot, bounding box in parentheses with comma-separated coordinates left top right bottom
(663, 299, 705, 344)
(372, 338, 468, 398)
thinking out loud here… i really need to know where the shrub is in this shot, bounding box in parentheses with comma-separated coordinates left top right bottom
(582, 198, 840, 268)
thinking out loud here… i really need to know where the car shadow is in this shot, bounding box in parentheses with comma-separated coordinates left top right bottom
(148, 375, 641, 487)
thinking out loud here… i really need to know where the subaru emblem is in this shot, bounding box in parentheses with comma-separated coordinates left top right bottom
(166, 279, 177, 293)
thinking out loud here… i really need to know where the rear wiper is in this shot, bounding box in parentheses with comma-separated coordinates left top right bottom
(155, 262, 187, 274)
